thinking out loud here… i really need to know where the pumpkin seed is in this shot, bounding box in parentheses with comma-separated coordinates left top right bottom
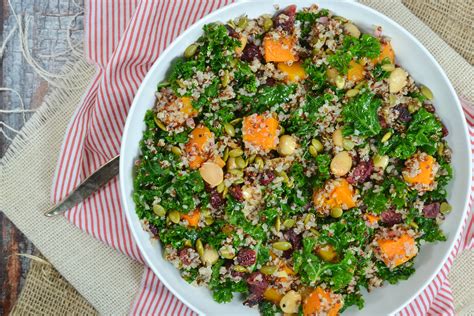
(222, 70, 230, 88)
(230, 117, 242, 125)
(223, 186, 228, 198)
(229, 169, 244, 177)
(272, 241, 292, 251)
(216, 182, 225, 193)
(248, 154, 256, 163)
(255, 156, 264, 170)
(171, 146, 182, 156)
(235, 156, 247, 169)
(233, 178, 245, 184)
(283, 218, 295, 228)
(279, 126, 285, 135)
(420, 85, 434, 100)
(263, 17, 273, 32)
(309, 145, 318, 157)
(408, 102, 418, 113)
(440, 202, 452, 214)
(229, 148, 244, 157)
(437, 143, 445, 156)
(381, 63, 395, 72)
(205, 216, 214, 226)
(335, 75, 345, 89)
(330, 207, 343, 218)
(184, 240, 192, 247)
(333, 129, 343, 147)
(304, 214, 312, 226)
(195, 239, 204, 257)
(227, 157, 238, 170)
(311, 139, 324, 152)
(223, 147, 230, 161)
(154, 116, 167, 131)
(260, 265, 277, 275)
(389, 94, 397, 106)
(202, 246, 219, 265)
(234, 265, 248, 273)
(409, 221, 419, 229)
(152, 204, 166, 217)
(184, 43, 198, 58)
(346, 88, 359, 98)
(317, 244, 337, 262)
(237, 16, 248, 29)
(381, 131, 392, 143)
(310, 228, 319, 236)
(373, 154, 389, 170)
(342, 139, 355, 151)
(355, 80, 366, 90)
(176, 79, 186, 89)
(219, 246, 235, 259)
(224, 123, 235, 137)
(344, 23, 361, 38)
(168, 211, 180, 224)
(275, 216, 281, 232)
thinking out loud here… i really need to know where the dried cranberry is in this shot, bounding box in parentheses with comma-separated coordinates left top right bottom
(265, 77, 277, 86)
(225, 25, 239, 39)
(441, 123, 449, 137)
(395, 105, 412, 123)
(282, 229, 302, 258)
(273, 5, 296, 33)
(347, 160, 374, 184)
(237, 248, 257, 266)
(229, 186, 244, 202)
(381, 209, 403, 226)
(423, 202, 440, 218)
(260, 171, 276, 185)
(178, 247, 193, 266)
(424, 103, 436, 113)
(210, 188, 225, 209)
(241, 43, 263, 62)
(148, 224, 158, 236)
(379, 115, 388, 129)
(244, 272, 268, 306)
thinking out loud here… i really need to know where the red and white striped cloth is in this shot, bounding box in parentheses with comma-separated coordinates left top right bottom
(51, 1, 473, 315)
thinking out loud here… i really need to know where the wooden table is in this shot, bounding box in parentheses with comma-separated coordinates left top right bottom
(0, 1, 84, 313)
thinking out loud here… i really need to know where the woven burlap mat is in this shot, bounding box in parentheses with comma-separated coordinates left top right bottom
(1, 1, 472, 315)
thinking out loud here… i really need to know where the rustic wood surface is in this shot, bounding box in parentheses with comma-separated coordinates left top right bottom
(0, 1, 84, 314)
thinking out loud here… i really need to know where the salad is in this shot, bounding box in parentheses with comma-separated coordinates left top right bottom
(133, 4, 453, 315)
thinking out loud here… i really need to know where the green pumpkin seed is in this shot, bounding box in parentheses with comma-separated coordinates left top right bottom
(330, 207, 343, 218)
(355, 81, 366, 90)
(408, 102, 418, 113)
(260, 265, 277, 275)
(235, 156, 247, 169)
(263, 17, 273, 32)
(152, 204, 166, 217)
(234, 265, 248, 273)
(335, 76, 345, 89)
(184, 240, 192, 247)
(222, 186, 228, 198)
(227, 157, 238, 170)
(346, 89, 359, 98)
(168, 211, 180, 224)
(233, 178, 245, 184)
(195, 239, 204, 257)
(154, 116, 167, 131)
(222, 70, 230, 88)
(283, 218, 295, 228)
(272, 241, 292, 251)
(381, 63, 395, 72)
(440, 202, 452, 214)
(255, 156, 264, 170)
(229, 169, 244, 177)
(202, 246, 219, 265)
(176, 79, 186, 89)
(381, 131, 392, 143)
(373, 154, 389, 170)
(205, 216, 214, 226)
(311, 139, 324, 152)
(224, 123, 235, 137)
(237, 16, 248, 29)
(409, 221, 419, 229)
(216, 182, 225, 193)
(220, 247, 235, 259)
(342, 139, 355, 151)
(420, 85, 434, 100)
(223, 147, 230, 162)
(248, 154, 256, 163)
(437, 143, 445, 156)
(230, 117, 242, 125)
(310, 228, 319, 236)
(184, 43, 198, 58)
(229, 148, 244, 157)
(275, 216, 281, 232)
(304, 214, 312, 225)
(171, 146, 182, 156)
(389, 94, 397, 106)
(309, 145, 318, 157)
(279, 126, 285, 135)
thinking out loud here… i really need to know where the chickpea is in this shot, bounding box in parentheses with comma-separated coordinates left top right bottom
(199, 162, 224, 187)
(278, 135, 297, 156)
(344, 23, 361, 38)
(280, 290, 301, 314)
(330, 151, 352, 176)
(332, 128, 344, 147)
(389, 68, 408, 93)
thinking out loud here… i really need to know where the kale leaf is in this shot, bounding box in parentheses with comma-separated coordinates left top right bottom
(296, 8, 330, 37)
(342, 91, 382, 137)
(376, 261, 415, 284)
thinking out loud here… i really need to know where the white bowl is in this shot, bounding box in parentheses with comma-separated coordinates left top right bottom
(120, 1, 471, 315)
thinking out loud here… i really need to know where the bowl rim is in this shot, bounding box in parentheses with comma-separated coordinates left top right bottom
(119, 1, 472, 315)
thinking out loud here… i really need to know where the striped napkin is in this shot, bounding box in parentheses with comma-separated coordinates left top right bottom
(52, 1, 473, 314)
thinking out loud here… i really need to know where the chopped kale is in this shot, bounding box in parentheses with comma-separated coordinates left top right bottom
(342, 90, 382, 137)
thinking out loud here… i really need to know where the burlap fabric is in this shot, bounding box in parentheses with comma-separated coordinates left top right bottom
(1, 1, 472, 315)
